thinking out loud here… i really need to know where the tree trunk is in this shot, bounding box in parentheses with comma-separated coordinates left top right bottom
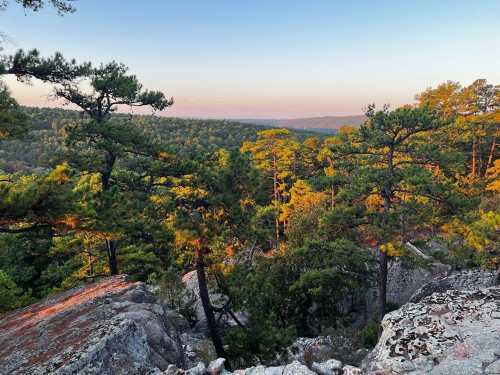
(486, 134, 497, 172)
(101, 151, 116, 191)
(472, 136, 477, 178)
(330, 185, 335, 210)
(272, 155, 280, 245)
(88, 251, 94, 277)
(378, 149, 393, 320)
(377, 248, 388, 320)
(102, 150, 118, 275)
(106, 239, 119, 275)
(195, 246, 231, 370)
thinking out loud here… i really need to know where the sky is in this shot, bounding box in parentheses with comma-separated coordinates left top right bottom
(1, 0, 499, 119)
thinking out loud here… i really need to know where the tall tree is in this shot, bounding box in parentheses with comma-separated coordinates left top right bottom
(418, 79, 499, 181)
(241, 128, 300, 245)
(46, 58, 173, 274)
(331, 104, 458, 319)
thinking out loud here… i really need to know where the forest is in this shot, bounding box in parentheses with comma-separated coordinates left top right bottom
(0, 0, 499, 370)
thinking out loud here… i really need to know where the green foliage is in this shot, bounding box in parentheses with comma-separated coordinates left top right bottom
(0, 269, 32, 312)
(150, 268, 197, 325)
(225, 239, 373, 364)
(0, 70, 497, 375)
(360, 322, 380, 348)
(0, 83, 29, 141)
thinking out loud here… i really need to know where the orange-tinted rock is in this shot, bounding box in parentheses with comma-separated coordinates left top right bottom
(0, 275, 184, 374)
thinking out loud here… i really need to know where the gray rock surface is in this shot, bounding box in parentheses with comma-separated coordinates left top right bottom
(235, 360, 316, 375)
(0, 275, 184, 374)
(364, 286, 500, 374)
(409, 268, 498, 303)
(286, 336, 338, 365)
(182, 271, 228, 324)
(164, 359, 357, 375)
(311, 358, 343, 374)
(386, 260, 451, 306)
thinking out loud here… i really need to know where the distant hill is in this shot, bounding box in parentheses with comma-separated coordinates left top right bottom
(239, 115, 366, 133)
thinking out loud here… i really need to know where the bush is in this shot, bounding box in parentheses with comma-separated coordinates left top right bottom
(150, 268, 197, 325)
(360, 322, 380, 348)
(0, 270, 32, 312)
(225, 239, 373, 365)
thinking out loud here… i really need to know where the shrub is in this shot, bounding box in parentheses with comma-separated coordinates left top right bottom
(360, 322, 380, 348)
(0, 270, 32, 312)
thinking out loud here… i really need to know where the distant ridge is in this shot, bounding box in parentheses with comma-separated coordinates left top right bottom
(238, 115, 366, 133)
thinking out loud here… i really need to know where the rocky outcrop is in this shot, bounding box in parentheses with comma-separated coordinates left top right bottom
(364, 286, 500, 374)
(284, 336, 368, 368)
(386, 261, 451, 306)
(409, 269, 498, 303)
(182, 271, 227, 324)
(0, 275, 184, 374)
(160, 358, 360, 375)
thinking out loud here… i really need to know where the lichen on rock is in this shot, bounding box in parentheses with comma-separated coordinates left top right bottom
(364, 286, 500, 374)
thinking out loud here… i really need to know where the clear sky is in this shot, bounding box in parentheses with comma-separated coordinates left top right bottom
(1, 0, 499, 119)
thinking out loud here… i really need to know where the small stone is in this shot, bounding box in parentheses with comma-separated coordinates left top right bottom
(311, 358, 343, 375)
(282, 361, 316, 375)
(207, 358, 226, 374)
(164, 364, 182, 374)
(342, 365, 362, 375)
(186, 362, 207, 375)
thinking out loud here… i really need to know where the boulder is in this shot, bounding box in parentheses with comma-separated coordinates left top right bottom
(385, 260, 450, 306)
(311, 358, 343, 374)
(409, 268, 497, 303)
(238, 360, 315, 375)
(0, 275, 184, 374)
(182, 271, 228, 324)
(207, 358, 227, 374)
(286, 336, 337, 365)
(285, 334, 367, 367)
(364, 286, 500, 374)
(342, 365, 362, 375)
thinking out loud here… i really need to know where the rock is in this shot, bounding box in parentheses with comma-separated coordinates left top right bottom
(364, 286, 500, 374)
(241, 364, 285, 375)
(385, 260, 451, 306)
(0, 275, 184, 374)
(342, 365, 362, 375)
(207, 358, 227, 374)
(185, 361, 207, 375)
(311, 358, 343, 374)
(239, 361, 314, 375)
(163, 364, 184, 374)
(409, 268, 497, 303)
(182, 271, 228, 323)
(282, 361, 316, 374)
(284, 334, 367, 368)
(286, 336, 337, 365)
(485, 360, 500, 374)
(180, 332, 217, 368)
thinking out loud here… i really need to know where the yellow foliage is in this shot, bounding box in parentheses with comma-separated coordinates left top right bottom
(174, 229, 198, 249)
(170, 185, 208, 200)
(280, 180, 327, 222)
(58, 214, 80, 229)
(45, 163, 71, 184)
(150, 194, 169, 205)
(485, 159, 500, 193)
(365, 193, 383, 211)
(324, 165, 335, 177)
(73, 172, 102, 194)
(380, 242, 404, 257)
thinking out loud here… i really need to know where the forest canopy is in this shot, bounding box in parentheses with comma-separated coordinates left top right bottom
(0, 44, 498, 366)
